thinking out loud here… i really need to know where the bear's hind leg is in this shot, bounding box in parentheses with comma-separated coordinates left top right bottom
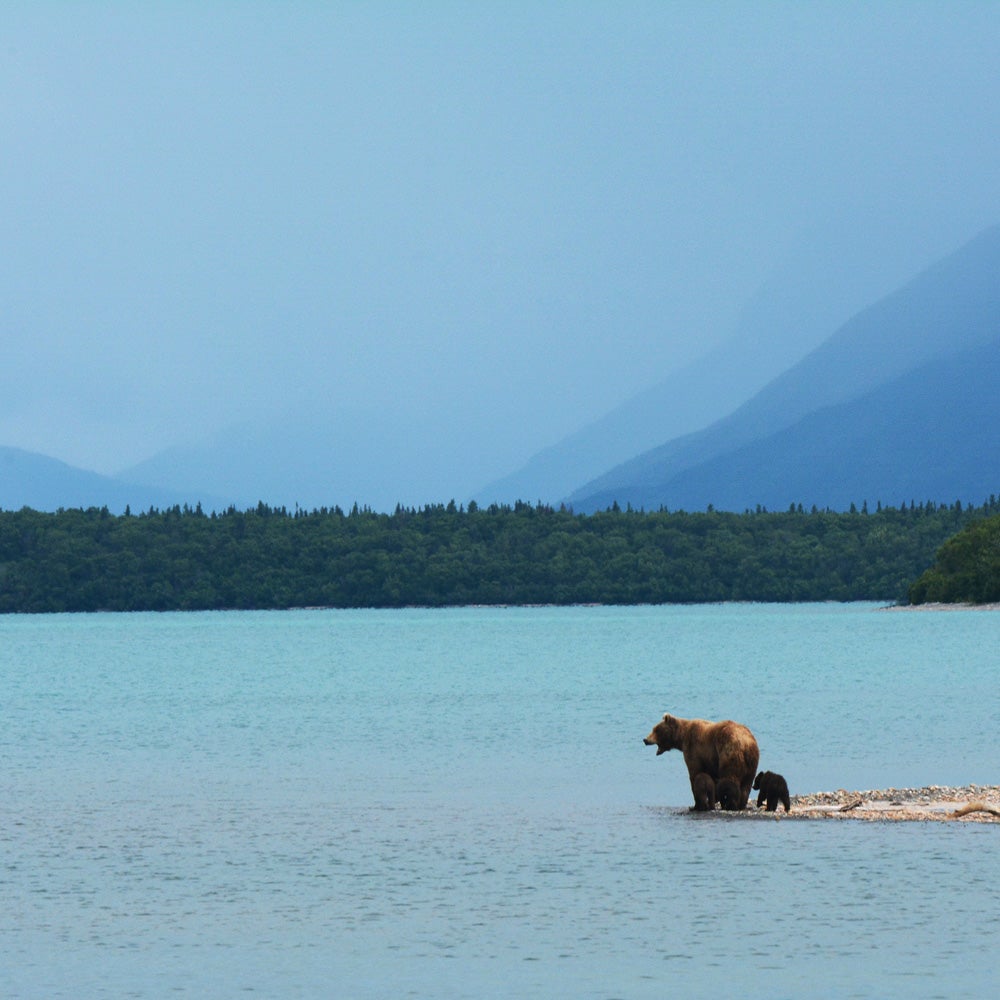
(690, 772, 715, 812)
(716, 777, 742, 811)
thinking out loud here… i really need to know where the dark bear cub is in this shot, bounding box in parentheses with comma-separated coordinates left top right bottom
(753, 770, 791, 812)
(716, 777, 742, 811)
(691, 772, 716, 812)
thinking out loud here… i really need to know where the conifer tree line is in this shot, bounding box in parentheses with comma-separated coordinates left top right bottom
(0, 496, 997, 613)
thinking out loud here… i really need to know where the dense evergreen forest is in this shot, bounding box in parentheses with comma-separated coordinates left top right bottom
(908, 512, 1000, 605)
(2, 497, 998, 613)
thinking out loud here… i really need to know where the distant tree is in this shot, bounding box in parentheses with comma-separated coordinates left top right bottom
(908, 513, 1000, 605)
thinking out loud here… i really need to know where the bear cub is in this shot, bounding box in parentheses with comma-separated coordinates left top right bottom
(753, 770, 791, 812)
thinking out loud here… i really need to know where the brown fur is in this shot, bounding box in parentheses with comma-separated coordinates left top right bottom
(643, 713, 760, 811)
(716, 777, 741, 811)
(753, 770, 791, 812)
(691, 772, 716, 812)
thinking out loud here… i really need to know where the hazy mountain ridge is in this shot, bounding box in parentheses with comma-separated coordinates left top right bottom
(574, 335, 1000, 513)
(5, 224, 1000, 516)
(0, 446, 223, 514)
(475, 215, 950, 507)
(115, 405, 497, 515)
(568, 224, 1000, 512)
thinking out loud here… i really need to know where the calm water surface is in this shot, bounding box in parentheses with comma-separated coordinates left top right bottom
(2, 604, 998, 998)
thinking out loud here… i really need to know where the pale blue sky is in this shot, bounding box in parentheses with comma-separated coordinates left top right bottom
(3, 2, 1000, 491)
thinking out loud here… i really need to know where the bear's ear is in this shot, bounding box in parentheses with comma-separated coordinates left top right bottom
(662, 713, 672, 722)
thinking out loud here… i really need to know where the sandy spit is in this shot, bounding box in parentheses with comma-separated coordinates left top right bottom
(881, 602, 1000, 611)
(706, 785, 1000, 822)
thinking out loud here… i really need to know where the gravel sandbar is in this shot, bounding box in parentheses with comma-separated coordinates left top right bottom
(725, 784, 1000, 822)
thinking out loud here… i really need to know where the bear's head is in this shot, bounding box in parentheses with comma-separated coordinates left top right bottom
(643, 713, 679, 756)
(753, 770, 772, 790)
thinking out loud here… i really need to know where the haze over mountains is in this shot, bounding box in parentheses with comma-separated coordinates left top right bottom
(2, 224, 1000, 516)
(474, 214, 954, 507)
(568, 223, 1000, 513)
(6, 5, 1000, 523)
(0, 447, 224, 515)
(572, 335, 1000, 514)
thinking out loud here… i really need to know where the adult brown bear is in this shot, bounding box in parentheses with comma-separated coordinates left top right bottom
(643, 713, 760, 811)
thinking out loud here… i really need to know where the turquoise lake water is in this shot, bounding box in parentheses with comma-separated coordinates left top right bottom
(2, 604, 998, 998)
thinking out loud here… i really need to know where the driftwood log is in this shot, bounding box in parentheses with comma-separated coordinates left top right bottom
(950, 801, 1000, 819)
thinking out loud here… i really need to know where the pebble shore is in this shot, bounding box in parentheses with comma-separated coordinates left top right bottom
(767, 784, 1000, 822)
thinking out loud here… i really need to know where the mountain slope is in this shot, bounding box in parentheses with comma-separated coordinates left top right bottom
(475, 214, 961, 506)
(569, 224, 1000, 512)
(0, 446, 218, 514)
(575, 336, 1000, 512)
(117, 405, 499, 514)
